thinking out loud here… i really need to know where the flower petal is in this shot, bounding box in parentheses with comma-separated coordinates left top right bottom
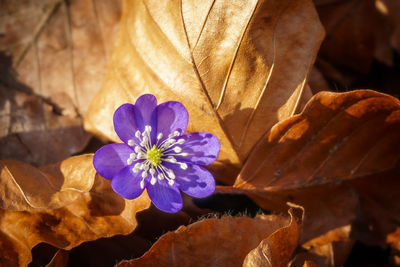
(175, 132, 220, 165)
(135, 94, 157, 131)
(165, 162, 215, 198)
(155, 101, 188, 140)
(93, 143, 133, 179)
(113, 103, 140, 144)
(146, 178, 183, 213)
(111, 165, 146, 199)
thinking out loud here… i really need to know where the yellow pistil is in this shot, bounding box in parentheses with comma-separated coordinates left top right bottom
(147, 145, 163, 166)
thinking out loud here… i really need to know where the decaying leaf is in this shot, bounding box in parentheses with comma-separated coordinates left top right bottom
(84, 0, 325, 184)
(243, 205, 303, 267)
(0, 0, 122, 165)
(0, 155, 95, 210)
(290, 225, 355, 267)
(233, 89, 400, 257)
(349, 169, 400, 249)
(0, 155, 151, 266)
(117, 205, 303, 267)
(314, 0, 380, 73)
(235, 90, 400, 192)
(0, 87, 90, 166)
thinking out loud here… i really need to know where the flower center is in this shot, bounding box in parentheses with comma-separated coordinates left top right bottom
(127, 125, 189, 189)
(147, 145, 163, 166)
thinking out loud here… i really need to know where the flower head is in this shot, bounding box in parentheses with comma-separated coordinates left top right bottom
(93, 94, 220, 213)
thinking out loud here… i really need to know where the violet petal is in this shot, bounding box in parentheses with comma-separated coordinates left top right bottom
(111, 166, 146, 199)
(135, 94, 158, 142)
(164, 162, 215, 198)
(155, 101, 188, 141)
(113, 103, 140, 145)
(93, 143, 133, 179)
(175, 132, 220, 165)
(146, 178, 183, 213)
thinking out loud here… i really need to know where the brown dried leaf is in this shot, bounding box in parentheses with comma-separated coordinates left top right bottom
(84, 0, 324, 184)
(117, 206, 303, 267)
(46, 250, 69, 267)
(0, 0, 122, 165)
(233, 90, 400, 252)
(0, 155, 95, 210)
(0, 155, 151, 266)
(315, 0, 380, 73)
(243, 205, 303, 267)
(290, 225, 355, 267)
(349, 169, 400, 249)
(235, 90, 400, 192)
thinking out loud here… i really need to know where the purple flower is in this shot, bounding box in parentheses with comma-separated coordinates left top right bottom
(93, 94, 220, 213)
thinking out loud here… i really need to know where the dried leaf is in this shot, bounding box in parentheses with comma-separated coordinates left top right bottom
(84, 0, 324, 184)
(291, 225, 355, 267)
(117, 206, 303, 267)
(0, 0, 122, 165)
(46, 250, 69, 267)
(235, 90, 400, 191)
(381, 0, 400, 54)
(0, 155, 95, 211)
(233, 89, 400, 253)
(314, 0, 389, 72)
(0, 155, 151, 266)
(349, 169, 400, 249)
(243, 205, 303, 267)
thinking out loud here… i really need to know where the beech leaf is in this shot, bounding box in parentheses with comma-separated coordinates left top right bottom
(84, 0, 324, 184)
(0, 155, 151, 266)
(233, 89, 400, 257)
(234, 90, 400, 191)
(243, 205, 303, 267)
(0, 0, 122, 165)
(117, 205, 303, 267)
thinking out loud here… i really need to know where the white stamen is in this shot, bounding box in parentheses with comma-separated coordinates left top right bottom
(158, 173, 164, 180)
(145, 125, 152, 132)
(180, 152, 188, 157)
(134, 146, 141, 153)
(168, 180, 174, 186)
(173, 131, 180, 136)
(128, 139, 135, 146)
(166, 156, 177, 163)
(177, 138, 185, 144)
(180, 163, 188, 170)
(150, 177, 157, 185)
(140, 180, 145, 189)
(173, 146, 182, 153)
(130, 153, 136, 159)
(137, 152, 145, 159)
(142, 164, 149, 171)
(142, 171, 148, 178)
(149, 168, 155, 175)
(133, 163, 142, 173)
(167, 169, 175, 179)
(140, 136, 148, 146)
(157, 133, 163, 140)
(127, 158, 133, 165)
(135, 131, 141, 138)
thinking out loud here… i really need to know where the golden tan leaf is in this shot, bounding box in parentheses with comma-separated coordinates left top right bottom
(117, 206, 303, 267)
(84, 0, 325, 184)
(0, 155, 95, 210)
(0, 155, 151, 266)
